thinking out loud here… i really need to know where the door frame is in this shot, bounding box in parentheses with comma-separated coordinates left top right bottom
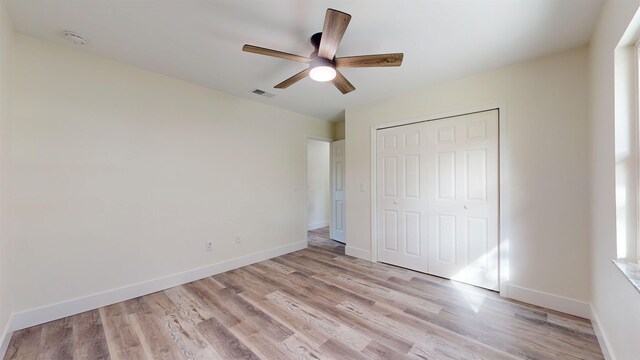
(369, 104, 510, 297)
(304, 135, 334, 246)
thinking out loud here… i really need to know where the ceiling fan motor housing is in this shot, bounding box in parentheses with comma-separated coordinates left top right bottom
(310, 32, 323, 51)
(310, 56, 334, 68)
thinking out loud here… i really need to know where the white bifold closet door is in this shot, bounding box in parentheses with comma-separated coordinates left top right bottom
(376, 122, 429, 272)
(377, 110, 499, 290)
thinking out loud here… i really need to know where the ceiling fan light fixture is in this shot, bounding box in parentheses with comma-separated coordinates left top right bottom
(309, 58, 336, 82)
(310, 66, 336, 82)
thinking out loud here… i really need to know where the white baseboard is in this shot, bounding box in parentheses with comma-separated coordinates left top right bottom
(506, 284, 591, 319)
(0, 316, 13, 360)
(590, 305, 614, 360)
(307, 221, 329, 230)
(345, 246, 372, 261)
(11, 241, 307, 331)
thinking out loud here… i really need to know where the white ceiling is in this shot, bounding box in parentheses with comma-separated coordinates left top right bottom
(6, 0, 603, 122)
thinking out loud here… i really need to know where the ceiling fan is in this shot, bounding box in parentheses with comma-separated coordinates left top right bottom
(242, 8, 404, 94)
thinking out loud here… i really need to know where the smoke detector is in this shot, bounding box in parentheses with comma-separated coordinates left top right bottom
(63, 31, 87, 45)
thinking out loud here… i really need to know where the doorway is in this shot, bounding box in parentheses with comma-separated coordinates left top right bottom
(307, 139, 331, 232)
(306, 137, 346, 245)
(375, 109, 500, 290)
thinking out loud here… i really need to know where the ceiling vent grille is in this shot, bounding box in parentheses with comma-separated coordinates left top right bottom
(251, 89, 275, 98)
(63, 31, 87, 45)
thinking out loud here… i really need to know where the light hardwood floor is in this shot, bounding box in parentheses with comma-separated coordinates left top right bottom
(5, 227, 604, 359)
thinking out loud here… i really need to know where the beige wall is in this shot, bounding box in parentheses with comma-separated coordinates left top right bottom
(589, 1, 640, 358)
(345, 47, 591, 303)
(0, 0, 13, 338)
(333, 121, 345, 140)
(11, 35, 331, 312)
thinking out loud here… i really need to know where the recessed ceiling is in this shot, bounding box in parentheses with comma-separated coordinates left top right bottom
(6, 0, 603, 122)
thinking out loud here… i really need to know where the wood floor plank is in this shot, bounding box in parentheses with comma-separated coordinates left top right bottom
(129, 310, 184, 360)
(314, 272, 442, 314)
(163, 285, 217, 322)
(190, 281, 293, 343)
(42, 317, 74, 359)
(270, 256, 317, 277)
(281, 334, 335, 360)
(160, 312, 223, 359)
(361, 340, 407, 360)
(182, 282, 241, 327)
(71, 310, 109, 360)
(338, 300, 521, 360)
(125, 291, 178, 317)
(251, 261, 375, 306)
(229, 319, 295, 360)
(99, 303, 147, 360)
(5, 325, 44, 360)
(482, 305, 602, 356)
(196, 316, 260, 360)
(547, 313, 596, 335)
(236, 269, 411, 356)
(266, 290, 372, 351)
(259, 259, 297, 275)
(319, 339, 370, 360)
(334, 256, 416, 282)
(199, 277, 227, 292)
(237, 268, 414, 355)
(401, 273, 594, 347)
(237, 290, 333, 350)
(407, 304, 600, 360)
(213, 269, 274, 297)
(5, 227, 605, 360)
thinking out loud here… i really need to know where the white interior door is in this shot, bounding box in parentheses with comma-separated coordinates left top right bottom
(426, 110, 499, 290)
(376, 123, 429, 272)
(330, 140, 346, 243)
(376, 110, 499, 290)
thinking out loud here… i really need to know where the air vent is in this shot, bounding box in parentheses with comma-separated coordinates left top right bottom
(251, 89, 275, 98)
(63, 31, 87, 45)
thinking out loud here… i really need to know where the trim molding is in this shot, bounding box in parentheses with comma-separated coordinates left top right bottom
(0, 317, 12, 360)
(590, 305, 614, 360)
(345, 246, 372, 261)
(506, 284, 591, 319)
(307, 221, 330, 230)
(11, 240, 307, 331)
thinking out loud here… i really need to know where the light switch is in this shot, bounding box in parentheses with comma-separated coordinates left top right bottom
(360, 183, 367, 192)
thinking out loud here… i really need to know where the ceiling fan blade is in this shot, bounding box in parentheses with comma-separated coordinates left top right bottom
(318, 9, 351, 59)
(243, 44, 311, 63)
(335, 53, 404, 68)
(274, 68, 311, 89)
(332, 70, 355, 94)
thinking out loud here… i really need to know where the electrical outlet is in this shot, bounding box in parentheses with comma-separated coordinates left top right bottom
(235, 235, 241, 244)
(206, 240, 213, 252)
